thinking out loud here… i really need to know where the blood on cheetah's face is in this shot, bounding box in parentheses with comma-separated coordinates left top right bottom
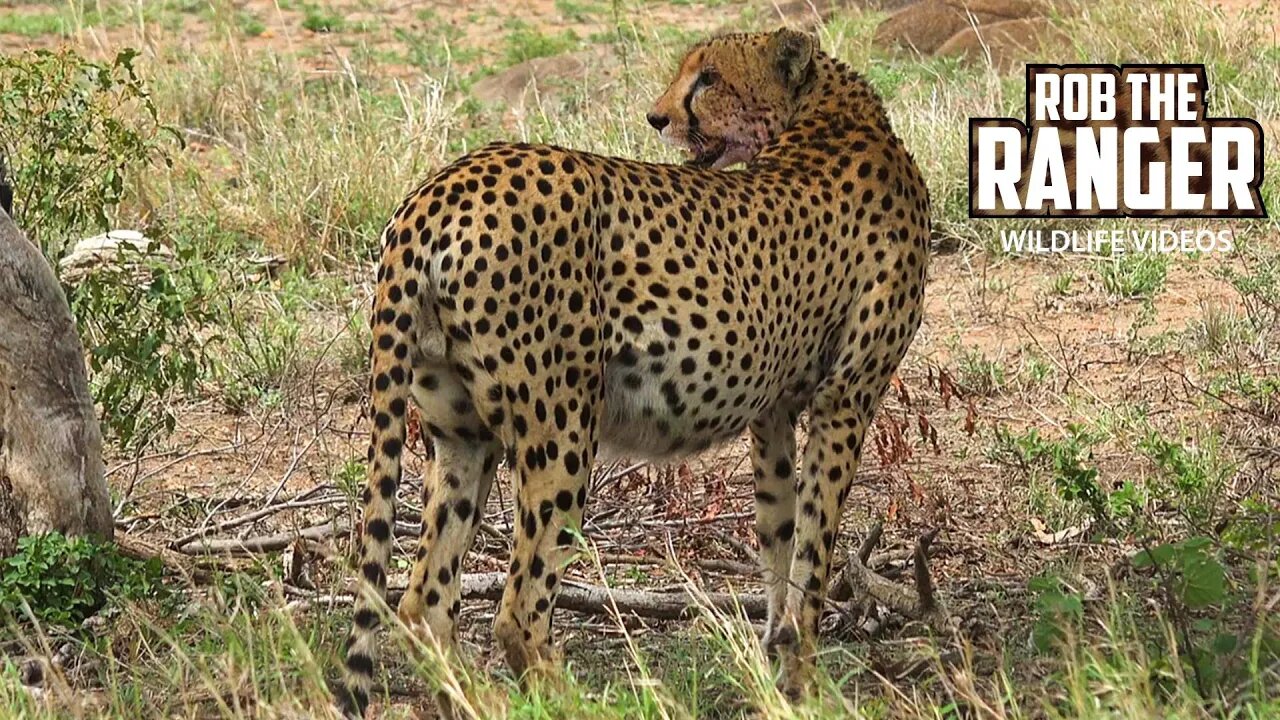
(647, 28, 816, 170)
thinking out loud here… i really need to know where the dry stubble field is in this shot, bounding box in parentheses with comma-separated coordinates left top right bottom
(0, 0, 1278, 718)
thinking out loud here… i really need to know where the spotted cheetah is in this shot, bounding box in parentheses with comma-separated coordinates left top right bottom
(341, 28, 931, 716)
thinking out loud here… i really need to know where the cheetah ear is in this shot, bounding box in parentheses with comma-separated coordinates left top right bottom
(767, 28, 815, 90)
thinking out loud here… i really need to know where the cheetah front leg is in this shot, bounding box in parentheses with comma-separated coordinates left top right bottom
(748, 406, 799, 647)
(775, 289, 922, 696)
(773, 394, 871, 694)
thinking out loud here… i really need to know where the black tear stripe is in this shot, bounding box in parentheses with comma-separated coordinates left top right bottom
(683, 83, 700, 134)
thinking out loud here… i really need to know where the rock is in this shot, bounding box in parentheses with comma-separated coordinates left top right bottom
(471, 48, 617, 112)
(948, 0, 1048, 17)
(57, 230, 172, 286)
(935, 16, 1069, 71)
(873, 0, 1074, 67)
(874, 0, 1008, 54)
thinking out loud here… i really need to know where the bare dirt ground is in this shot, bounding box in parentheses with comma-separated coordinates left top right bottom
(0, 0, 748, 72)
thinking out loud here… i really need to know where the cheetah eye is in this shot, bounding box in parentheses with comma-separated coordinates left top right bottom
(696, 68, 719, 89)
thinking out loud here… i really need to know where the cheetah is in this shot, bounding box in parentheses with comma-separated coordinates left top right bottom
(340, 28, 931, 716)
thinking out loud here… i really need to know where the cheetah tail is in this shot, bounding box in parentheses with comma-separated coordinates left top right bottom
(339, 289, 415, 718)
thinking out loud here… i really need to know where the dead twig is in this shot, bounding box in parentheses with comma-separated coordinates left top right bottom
(115, 533, 219, 583)
(261, 428, 322, 508)
(831, 524, 953, 633)
(175, 520, 413, 556)
(170, 487, 344, 549)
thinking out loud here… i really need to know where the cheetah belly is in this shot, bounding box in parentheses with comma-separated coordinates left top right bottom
(598, 337, 774, 462)
(599, 376, 747, 461)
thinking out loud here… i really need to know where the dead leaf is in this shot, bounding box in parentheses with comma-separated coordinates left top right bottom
(939, 368, 955, 410)
(892, 375, 911, 406)
(1029, 517, 1086, 545)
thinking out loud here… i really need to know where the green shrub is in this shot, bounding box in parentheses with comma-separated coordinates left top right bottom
(1132, 537, 1227, 611)
(0, 532, 168, 630)
(1137, 432, 1232, 523)
(1029, 574, 1085, 652)
(217, 299, 301, 413)
(70, 240, 222, 451)
(501, 21, 580, 67)
(301, 5, 344, 33)
(0, 48, 219, 452)
(0, 48, 176, 260)
(993, 424, 1109, 522)
(1096, 252, 1169, 300)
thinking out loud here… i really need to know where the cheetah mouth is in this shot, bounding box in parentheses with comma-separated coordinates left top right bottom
(684, 139, 756, 171)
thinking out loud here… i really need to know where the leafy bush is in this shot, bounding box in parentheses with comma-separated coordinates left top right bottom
(0, 48, 175, 259)
(1137, 432, 1232, 523)
(1132, 537, 1227, 611)
(70, 241, 222, 451)
(1128, 537, 1277, 696)
(1029, 574, 1084, 652)
(1, 48, 218, 451)
(0, 532, 167, 629)
(993, 424, 1109, 521)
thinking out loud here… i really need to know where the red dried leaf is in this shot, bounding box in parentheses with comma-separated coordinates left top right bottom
(938, 368, 955, 410)
(892, 375, 911, 406)
(406, 405, 422, 451)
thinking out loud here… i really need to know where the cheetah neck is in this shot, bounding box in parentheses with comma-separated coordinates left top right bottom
(806, 55, 888, 122)
(757, 55, 893, 167)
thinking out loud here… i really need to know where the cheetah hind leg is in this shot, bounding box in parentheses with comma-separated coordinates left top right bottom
(396, 370, 501, 717)
(396, 437, 498, 648)
(492, 427, 597, 690)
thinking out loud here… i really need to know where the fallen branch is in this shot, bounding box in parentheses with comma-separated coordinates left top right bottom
(114, 533, 216, 583)
(169, 489, 346, 549)
(831, 524, 953, 633)
(175, 521, 416, 556)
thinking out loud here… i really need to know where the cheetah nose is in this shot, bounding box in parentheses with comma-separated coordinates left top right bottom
(646, 113, 670, 132)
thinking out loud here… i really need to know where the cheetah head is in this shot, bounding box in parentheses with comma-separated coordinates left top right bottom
(647, 28, 816, 170)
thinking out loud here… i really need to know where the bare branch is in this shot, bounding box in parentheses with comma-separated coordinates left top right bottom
(832, 526, 953, 632)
